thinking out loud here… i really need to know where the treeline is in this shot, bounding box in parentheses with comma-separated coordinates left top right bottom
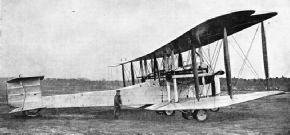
(0, 77, 289, 93)
(220, 77, 290, 91)
(42, 78, 123, 92)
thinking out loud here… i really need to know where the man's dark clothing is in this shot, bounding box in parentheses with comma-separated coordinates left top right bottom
(114, 95, 122, 119)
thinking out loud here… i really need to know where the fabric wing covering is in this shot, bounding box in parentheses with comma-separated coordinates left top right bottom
(117, 10, 277, 65)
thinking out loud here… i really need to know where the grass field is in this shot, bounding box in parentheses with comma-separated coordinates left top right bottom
(0, 77, 289, 134)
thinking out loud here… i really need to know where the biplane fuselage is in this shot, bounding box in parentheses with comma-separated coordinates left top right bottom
(5, 10, 285, 121)
(6, 73, 221, 112)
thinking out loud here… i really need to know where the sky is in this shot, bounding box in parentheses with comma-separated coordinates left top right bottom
(0, 0, 289, 80)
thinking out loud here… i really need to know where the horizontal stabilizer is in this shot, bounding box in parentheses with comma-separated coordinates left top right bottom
(146, 91, 284, 110)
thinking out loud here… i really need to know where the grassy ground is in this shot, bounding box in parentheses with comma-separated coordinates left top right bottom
(0, 78, 289, 134)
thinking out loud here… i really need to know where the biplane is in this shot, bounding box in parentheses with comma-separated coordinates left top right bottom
(6, 10, 284, 122)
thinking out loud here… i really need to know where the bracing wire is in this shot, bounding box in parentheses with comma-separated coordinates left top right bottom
(212, 41, 223, 71)
(201, 48, 213, 70)
(232, 36, 260, 78)
(237, 24, 260, 79)
(234, 36, 267, 88)
(133, 63, 142, 83)
(209, 40, 222, 71)
(229, 40, 259, 78)
(133, 64, 140, 77)
(233, 24, 269, 89)
(123, 65, 132, 85)
(210, 40, 220, 65)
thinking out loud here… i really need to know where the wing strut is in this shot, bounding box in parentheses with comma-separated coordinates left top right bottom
(140, 60, 145, 82)
(171, 50, 178, 102)
(154, 54, 161, 83)
(121, 64, 126, 87)
(190, 36, 200, 101)
(261, 22, 269, 90)
(130, 62, 135, 85)
(178, 52, 183, 67)
(164, 55, 171, 102)
(199, 48, 204, 62)
(144, 59, 148, 76)
(223, 27, 233, 98)
(151, 58, 155, 80)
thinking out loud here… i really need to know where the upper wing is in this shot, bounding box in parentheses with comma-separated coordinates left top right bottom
(145, 91, 284, 110)
(116, 10, 277, 66)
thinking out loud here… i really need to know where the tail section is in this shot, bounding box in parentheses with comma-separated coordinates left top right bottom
(6, 76, 44, 113)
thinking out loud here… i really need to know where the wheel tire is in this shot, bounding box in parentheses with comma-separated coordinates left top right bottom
(194, 109, 208, 122)
(155, 111, 164, 115)
(210, 108, 220, 112)
(164, 110, 175, 116)
(23, 109, 41, 117)
(181, 110, 195, 120)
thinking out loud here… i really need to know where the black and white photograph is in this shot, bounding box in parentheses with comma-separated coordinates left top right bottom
(0, 0, 289, 134)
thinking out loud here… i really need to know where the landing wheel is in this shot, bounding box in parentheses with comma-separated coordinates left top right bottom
(194, 109, 208, 122)
(181, 110, 195, 120)
(210, 108, 220, 112)
(164, 110, 175, 116)
(155, 111, 164, 115)
(23, 109, 41, 117)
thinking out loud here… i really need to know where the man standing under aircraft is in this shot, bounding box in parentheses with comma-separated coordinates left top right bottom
(114, 90, 122, 119)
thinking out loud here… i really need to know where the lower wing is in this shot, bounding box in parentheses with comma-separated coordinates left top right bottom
(146, 91, 284, 110)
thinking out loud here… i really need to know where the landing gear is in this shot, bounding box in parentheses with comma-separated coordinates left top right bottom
(210, 108, 220, 112)
(194, 109, 208, 122)
(181, 110, 195, 120)
(155, 110, 175, 116)
(155, 111, 164, 115)
(164, 110, 175, 116)
(22, 109, 41, 117)
(181, 109, 209, 122)
(156, 109, 209, 122)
